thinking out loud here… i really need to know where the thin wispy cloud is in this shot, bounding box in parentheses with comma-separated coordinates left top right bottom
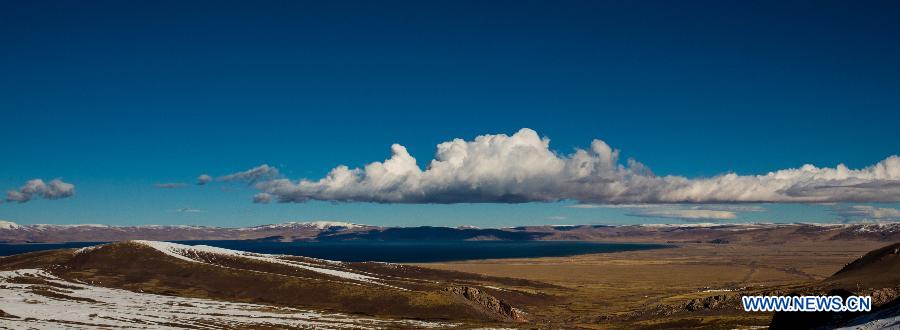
(565, 204, 606, 209)
(567, 203, 765, 221)
(253, 193, 272, 204)
(625, 208, 737, 220)
(219, 164, 279, 184)
(833, 205, 900, 221)
(170, 207, 204, 213)
(154, 183, 188, 189)
(5, 179, 75, 203)
(699, 205, 767, 212)
(252, 128, 900, 204)
(567, 204, 659, 209)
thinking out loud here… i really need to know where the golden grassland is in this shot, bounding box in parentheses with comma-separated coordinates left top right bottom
(413, 240, 890, 328)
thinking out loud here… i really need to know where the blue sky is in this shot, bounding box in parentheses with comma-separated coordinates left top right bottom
(1, 1, 898, 227)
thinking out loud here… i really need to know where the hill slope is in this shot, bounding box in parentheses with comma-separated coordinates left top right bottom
(827, 242, 900, 288)
(0, 241, 554, 328)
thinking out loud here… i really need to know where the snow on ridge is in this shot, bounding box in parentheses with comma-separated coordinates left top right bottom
(130, 240, 394, 286)
(28, 223, 113, 230)
(243, 221, 362, 231)
(304, 221, 361, 229)
(0, 269, 450, 329)
(4, 223, 214, 232)
(634, 222, 900, 234)
(0, 220, 21, 230)
(851, 222, 900, 233)
(135, 224, 208, 229)
(74, 245, 102, 255)
(639, 223, 731, 228)
(638, 223, 798, 229)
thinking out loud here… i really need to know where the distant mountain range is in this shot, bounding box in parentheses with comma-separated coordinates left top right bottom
(0, 220, 363, 243)
(2, 220, 899, 244)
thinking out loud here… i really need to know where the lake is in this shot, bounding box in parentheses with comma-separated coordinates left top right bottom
(0, 240, 669, 262)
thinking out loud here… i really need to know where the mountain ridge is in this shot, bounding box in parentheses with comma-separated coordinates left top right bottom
(3, 221, 900, 244)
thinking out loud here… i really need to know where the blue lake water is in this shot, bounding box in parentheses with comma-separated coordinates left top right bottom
(0, 240, 669, 262)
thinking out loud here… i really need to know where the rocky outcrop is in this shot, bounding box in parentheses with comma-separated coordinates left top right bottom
(445, 286, 528, 322)
(871, 287, 900, 306)
(683, 293, 741, 311)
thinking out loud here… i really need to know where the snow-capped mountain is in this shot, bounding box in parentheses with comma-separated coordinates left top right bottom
(0, 221, 373, 243)
(0, 221, 21, 230)
(3, 221, 900, 244)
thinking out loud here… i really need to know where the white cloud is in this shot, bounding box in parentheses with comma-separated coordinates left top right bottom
(171, 207, 204, 213)
(567, 203, 763, 220)
(5, 179, 75, 203)
(253, 193, 272, 204)
(197, 174, 212, 185)
(253, 128, 900, 204)
(834, 205, 900, 221)
(567, 203, 658, 209)
(220, 164, 279, 183)
(154, 183, 187, 189)
(565, 204, 604, 209)
(699, 205, 767, 212)
(626, 208, 737, 220)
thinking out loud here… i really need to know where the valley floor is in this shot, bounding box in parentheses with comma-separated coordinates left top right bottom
(414, 240, 891, 328)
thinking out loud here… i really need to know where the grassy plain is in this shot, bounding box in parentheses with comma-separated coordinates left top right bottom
(414, 240, 889, 328)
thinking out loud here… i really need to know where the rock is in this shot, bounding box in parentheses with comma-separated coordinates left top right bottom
(0, 309, 19, 318)
(444, 286, 528, 322)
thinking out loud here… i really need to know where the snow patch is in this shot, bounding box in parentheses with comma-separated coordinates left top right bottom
(0, 269, 452, 329)
(0, 220, 21, 230)
(131, 240, 396, 287)
(639, 223, 728, 228)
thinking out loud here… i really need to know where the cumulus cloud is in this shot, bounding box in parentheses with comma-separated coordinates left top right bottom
(220, 164, 279, 183)
(197, 174, 212, 185)
(154, 182, 187, 189)
(253, 193, 272, 204)
(253, 128, 900, 204)
(833, 205, 900, 221)
(5, 179, 75, 203)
